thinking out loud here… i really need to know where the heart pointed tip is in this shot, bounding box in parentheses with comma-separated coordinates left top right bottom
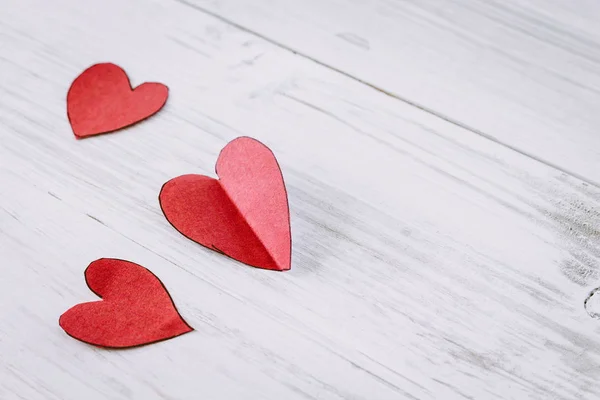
(281, 263, 291, 271)
(272, 262, 291, 272)
(178, 319, 194, 334)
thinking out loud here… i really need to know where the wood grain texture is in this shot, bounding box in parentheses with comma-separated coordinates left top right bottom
(182, 0, 600, 185)
(1, 0, 600, 399)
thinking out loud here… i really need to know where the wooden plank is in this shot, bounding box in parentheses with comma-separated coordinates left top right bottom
(180, 0, 600, 185)
(1, 0, 600, 399)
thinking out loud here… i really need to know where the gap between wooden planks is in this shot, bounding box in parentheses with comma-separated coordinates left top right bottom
(1, 0, 600, 399)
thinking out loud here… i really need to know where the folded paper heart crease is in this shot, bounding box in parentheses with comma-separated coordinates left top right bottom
(59, 258, 193, 348)
(67, 63, 168, 138)
(159, 137, 291, 271)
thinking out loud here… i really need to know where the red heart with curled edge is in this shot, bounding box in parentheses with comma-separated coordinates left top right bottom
(67, 63, 168, 138)
(159, 137, 291, 271)
(59, 258, 193, 348)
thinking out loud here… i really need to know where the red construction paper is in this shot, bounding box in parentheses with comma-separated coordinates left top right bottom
(59, 258, 193, 348)
(67, 63, 168, 138)
(159, 137, 291, 271)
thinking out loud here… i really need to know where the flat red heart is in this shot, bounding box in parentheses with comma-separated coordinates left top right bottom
(159, 137, 291, 271)
(67, 63, 168, 138)
(59, 258, 193, 348)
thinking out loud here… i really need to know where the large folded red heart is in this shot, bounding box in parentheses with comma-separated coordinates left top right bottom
(67, 63, 168, 138)
(159, 137, 291, 271)
(59, 258, 193, 348)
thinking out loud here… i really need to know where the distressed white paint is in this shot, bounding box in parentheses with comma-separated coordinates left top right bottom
(184, 0, 600, 185)
(1, 1, 600, 399)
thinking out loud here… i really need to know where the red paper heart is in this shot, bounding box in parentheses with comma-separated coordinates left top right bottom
(59, 258, 193, 348)
(67, 63, 168, 138)
(159, 137, 291, 271)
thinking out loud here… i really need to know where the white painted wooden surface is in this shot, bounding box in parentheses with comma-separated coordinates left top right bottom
(184, 0, 600, 185)
(1, 1, 600, 399)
